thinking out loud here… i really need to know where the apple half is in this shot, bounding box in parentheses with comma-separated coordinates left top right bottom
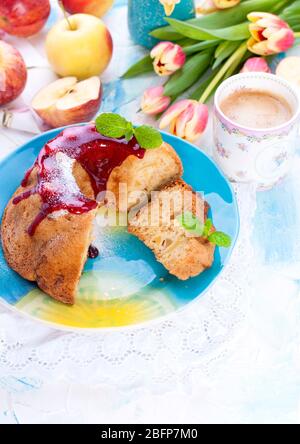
(32, 76, 102, 128)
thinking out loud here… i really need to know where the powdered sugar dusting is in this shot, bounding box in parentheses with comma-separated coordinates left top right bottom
(48, 210, 68, 220)
(42, 152, 81, 204)
(13, 124, 145, 235)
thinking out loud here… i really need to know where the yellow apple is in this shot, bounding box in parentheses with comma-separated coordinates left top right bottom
(32, 76, 102, 128)
(46, 14, 113, 80)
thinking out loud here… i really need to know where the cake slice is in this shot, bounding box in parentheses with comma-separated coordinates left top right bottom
(128, 179, 215, 280)
(107, 142, 183, 211)
(1, 162, 97, 305)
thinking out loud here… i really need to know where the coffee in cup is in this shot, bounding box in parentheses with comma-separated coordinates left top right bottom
(220, 89, 293, 129)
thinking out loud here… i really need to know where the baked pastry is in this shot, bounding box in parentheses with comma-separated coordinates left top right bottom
(1, 124, 183, 304)
(107, 142, 183, 211)
(128, 179, 215, 280)
(1, 161, 97, 305)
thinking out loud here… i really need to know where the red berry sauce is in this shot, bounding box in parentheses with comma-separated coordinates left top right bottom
(13, 124, 145, 235)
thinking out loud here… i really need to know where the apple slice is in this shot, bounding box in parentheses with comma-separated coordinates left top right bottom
(276, 57, 300, 90)
(32, 76, 102, 128)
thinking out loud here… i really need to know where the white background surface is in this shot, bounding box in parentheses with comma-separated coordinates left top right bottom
(0, 0, 300, 424)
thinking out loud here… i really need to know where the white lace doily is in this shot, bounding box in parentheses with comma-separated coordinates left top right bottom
(0, 182, 255, 385)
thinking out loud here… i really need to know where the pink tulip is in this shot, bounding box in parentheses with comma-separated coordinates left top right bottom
(150, 41, 186, 77)
(247, 12, 295, 56)
(159, 0, 181, 16)
(141, 86, 171, 115)
(240, 57, 271, 73)
(159, 99, 209, 142)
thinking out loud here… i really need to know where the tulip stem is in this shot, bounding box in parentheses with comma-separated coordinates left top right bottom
(58, 0, 74, 31)
(199, 42, 248, 104)
(272, 0, 291, 14)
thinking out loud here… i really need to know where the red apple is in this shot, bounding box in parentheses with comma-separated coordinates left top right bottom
(0, 40, 27, 106)
(0, 0, 51, 37)
(32, 76, 102, 128)
(61, 0, 114, 18)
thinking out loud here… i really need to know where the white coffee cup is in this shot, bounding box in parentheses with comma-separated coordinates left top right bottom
(213, 72, 300, 189)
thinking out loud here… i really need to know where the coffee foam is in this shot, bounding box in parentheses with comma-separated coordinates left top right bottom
(220, 89, 293, 129)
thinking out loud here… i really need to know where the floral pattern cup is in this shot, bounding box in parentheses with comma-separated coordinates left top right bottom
(213, 73, 300, 189)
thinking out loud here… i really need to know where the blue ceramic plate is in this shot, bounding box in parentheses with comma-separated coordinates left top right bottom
(0, 128, 239, 331)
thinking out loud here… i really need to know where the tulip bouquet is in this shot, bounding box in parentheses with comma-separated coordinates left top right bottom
(124, 0, 300, 142)
(162, 0, 242, 16)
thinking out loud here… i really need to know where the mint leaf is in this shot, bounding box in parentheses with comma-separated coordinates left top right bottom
(208, 231, 232, 248)
(134, 125, 163, 149)
(125, 122, 134, 141)
(95, 113, 129, 139)
(202, 218, 213, 238)
(95, 113, 162, 149)
(177, 211, 204, 237)
(178, 213, 232, 247)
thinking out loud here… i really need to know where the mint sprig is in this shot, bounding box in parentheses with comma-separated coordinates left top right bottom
(177, 212, 232, 248)
(135, 125, 163, 150)
(177, 211, 204, 237)
(208, 231, 231, 248)
(95, 113, 163, 150)
(96, 113, 130, 139)
(202, 218, 212, 238)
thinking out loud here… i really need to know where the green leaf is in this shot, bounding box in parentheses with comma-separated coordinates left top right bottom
(122, 55, 153, 79)
(125, 122, 134, 141)
(278, 0, 299, 17)
(199, 42, 247, 104)
(183, 39, 220, 56)
(281, 0, 300, 27)
(95, 113, 129, 139)
(208, 231, 232, 248)
(213, 41, 241, 70)
(192, 0, 279, 29)
(166, 18, 219, 41)
(95, 114, 162, 149)
(164, 50, 212, 98)
(189, 69, 219, 101)
(134, 126, 163, 150)
(179, 38, 199, 47)
(215, 41, 229, 59)
(150, 27, 182, 42)
(151, 0, 278, 39)
(177, 211, 204, 237)
(211, 23, 250, 41)
(166, 19, 250, 42)
(177, 212, 232, 246)
(202, 218, 213, 238)
(223, 50, 250, 80)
